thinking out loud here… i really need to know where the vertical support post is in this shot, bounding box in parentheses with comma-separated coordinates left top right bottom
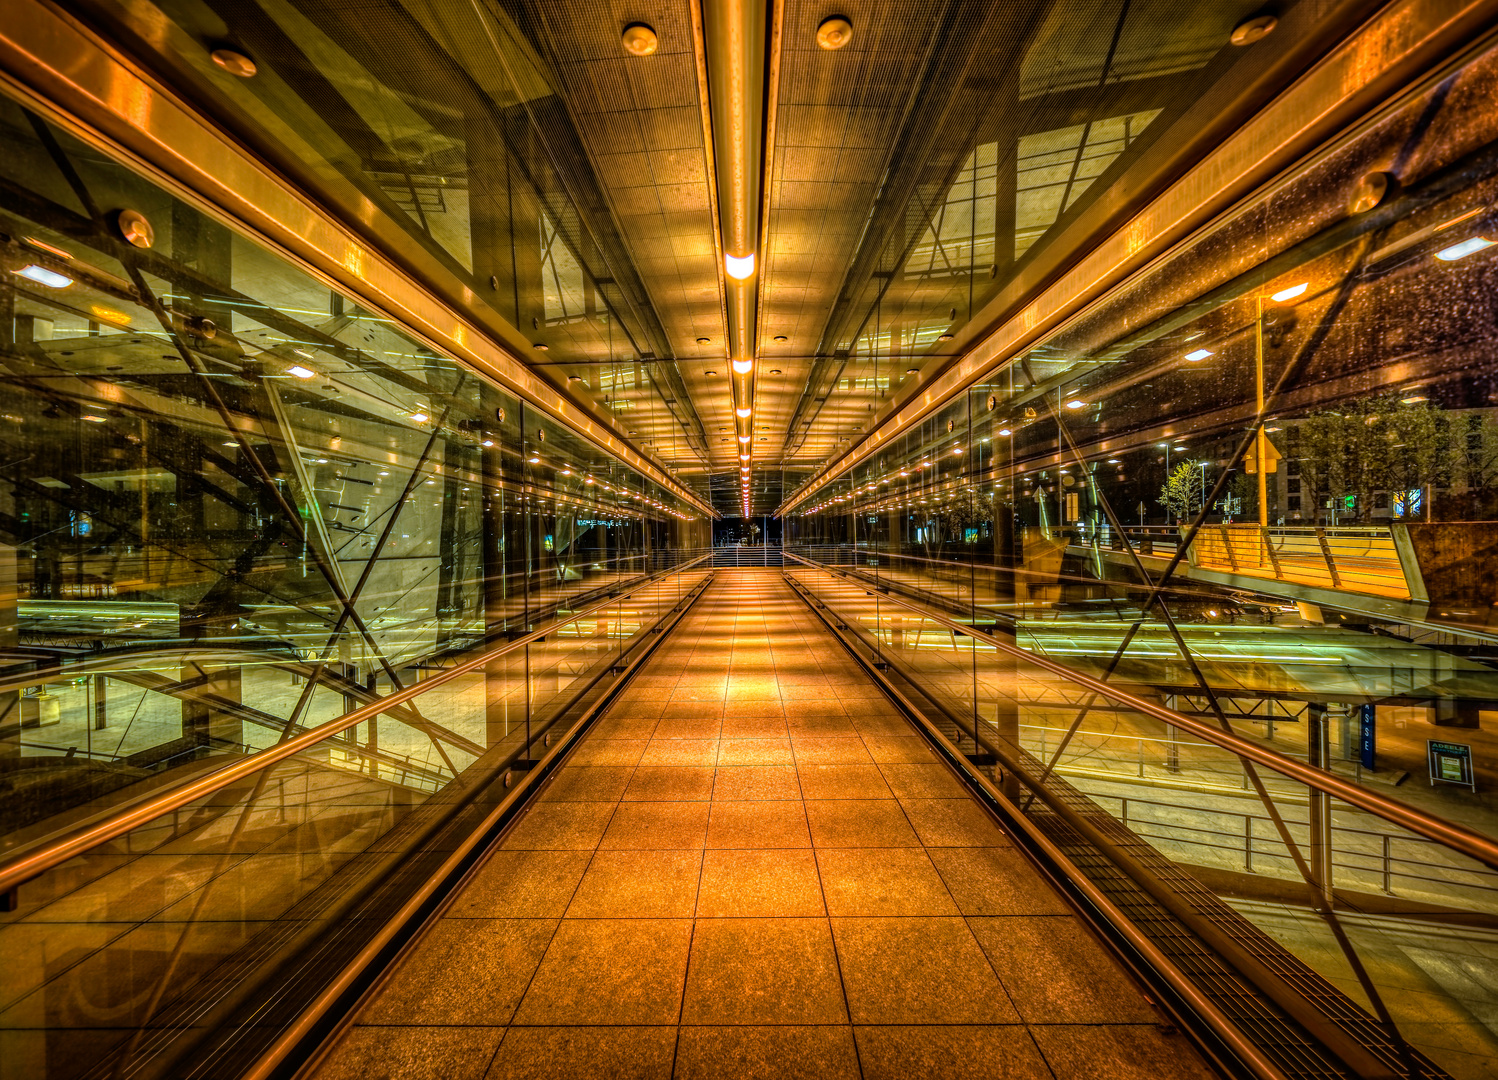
(1307, 702, 1334, 906)
(1255, 295, 1269, 535)
(93, 674, 108, 731)
(1245, 815, 1254, 872)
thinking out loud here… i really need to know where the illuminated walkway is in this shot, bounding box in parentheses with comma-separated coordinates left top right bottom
(312, 571, 1212, 1080)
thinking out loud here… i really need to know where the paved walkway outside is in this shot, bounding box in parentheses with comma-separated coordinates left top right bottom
(314, 570, 1214, 1079)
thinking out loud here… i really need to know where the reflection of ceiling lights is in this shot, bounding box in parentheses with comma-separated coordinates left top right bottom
(1065, 399, 1087, 409)
(288, 364, 316, 379)
(81, 414, 106, 423)
(1184, 348, 1212, 362)
(1401, 394, 1428, 404)
(15, 264, 71, 288)
(409, 411, 429, 423)
(1270, 282, 1308, 302)
(1436, 236, 1495, 261)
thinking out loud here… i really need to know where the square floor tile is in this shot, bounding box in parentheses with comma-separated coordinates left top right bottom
(851, 714, 913, 736)
(681, 918, 847, 1024)
(638, 739, 720, 767)
(719, 714, 789, 737)
(879, 763, 968, 799)
(502, 803, 616, 851)
(790, 737, 872, 764)
(361, 919, 554, 1025)
(712, 765, 801, 800)
(696, 849, 824, 916)
(611, 700, 668, 719)
(900, 799, 1007, 847)
(805, 800, 919, 848)
(539, 767, 633, 803)
(854, 1026, 1049, 1080)
(485, 1027, 675, 1080)
(661, 701, 726, 719)
(717, 738, 794, 765)
(316, 1026, 502, 1080)
(653, 718, 723, 740)
(590, 716, 660, 740)
(830, 916, 1018, 1024)
(569, 739, 648, 767)
(565, 849, 701, 918)
(798, 764, 893, 800)
(512, 919, 692, 1025)
(674, 1026, 859, 1080)
(446, 850, 591, 918)
(816, 848, 959, 916)
(968, 916, 1158, 1023)
(925, 848, 1066, 916)
(623, 766, 716, 801)
(861, 735, 937, 763)
(707, 801, 811, 848)
(600, 802, 710, 849)
(1028, 1025, 1215, 1080)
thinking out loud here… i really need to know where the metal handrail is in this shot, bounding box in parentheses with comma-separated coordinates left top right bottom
(0, 554, 713, 897)
(783, 551, 1498, 872)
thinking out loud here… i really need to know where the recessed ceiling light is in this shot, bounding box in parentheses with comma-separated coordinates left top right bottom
(938, 333, 954, 341)
(905, 367, 918, 375)
(533, 342, 549, 351)
(210, 47, 258, 77)
(621, 22, 659, 55)
(705, 370, 717, 377)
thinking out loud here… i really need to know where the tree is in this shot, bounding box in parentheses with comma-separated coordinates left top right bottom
(1158, 461, 1206, 523)
(1297, 394, 1451, 522)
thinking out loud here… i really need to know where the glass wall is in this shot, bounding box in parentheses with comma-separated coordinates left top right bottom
(0, 98, 710, 1078)
(787, 30, 1498, 1080)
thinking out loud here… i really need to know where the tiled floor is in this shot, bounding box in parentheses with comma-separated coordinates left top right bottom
(312, 571, 1215, 1080)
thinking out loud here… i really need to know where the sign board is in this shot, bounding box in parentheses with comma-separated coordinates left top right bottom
(1359, 704, 1376, 769)
(1427, 740, 1476, 791)
(1243, 434, 1282, 474)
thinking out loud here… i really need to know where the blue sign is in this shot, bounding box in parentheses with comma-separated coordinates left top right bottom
(1359, 704, 1376, 769)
